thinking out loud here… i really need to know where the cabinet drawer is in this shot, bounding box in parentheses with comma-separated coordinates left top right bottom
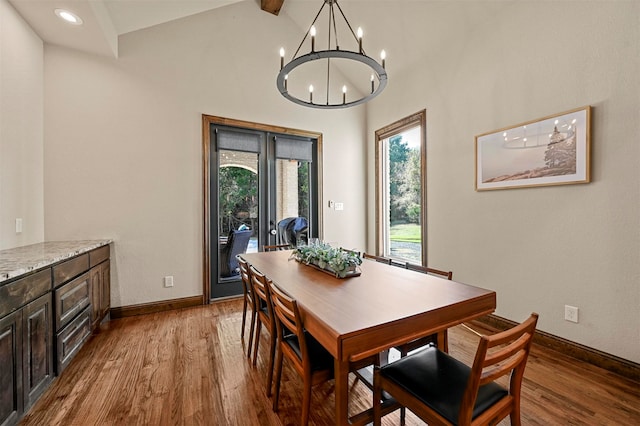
(89, 245, 110, 268)
(0, 269, 51, 318)
(53, 254, 89, 288)
(54, 273, 90, 331)
(56, 307, 91, 374)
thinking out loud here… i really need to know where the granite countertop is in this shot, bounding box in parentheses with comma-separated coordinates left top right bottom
(0, 240, 112, 283)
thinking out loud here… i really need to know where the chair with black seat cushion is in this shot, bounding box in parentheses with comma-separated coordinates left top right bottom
(373, 313, 539, 426)
(249, 265, 277, 397)
(388, 262, 455, 424)
(267, 279, 384, 425)
(237, 256, 257, 358)
(220, 229, 252, 277)
(268, 280, 334, 426)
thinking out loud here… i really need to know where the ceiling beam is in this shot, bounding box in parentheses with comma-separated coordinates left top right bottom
(261, 0, 285, 16)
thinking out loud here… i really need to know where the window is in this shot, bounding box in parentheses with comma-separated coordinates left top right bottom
(375, 110, 426, 264)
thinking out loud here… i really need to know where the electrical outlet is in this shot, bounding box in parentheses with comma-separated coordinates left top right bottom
(335, 202, 344, 211)
(564, 305, 579, 323)
(15, 218, 23, 233)
(164, 276, 174, 288)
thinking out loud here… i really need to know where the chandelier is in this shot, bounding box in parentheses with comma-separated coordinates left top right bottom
(276, 0, 387, 109)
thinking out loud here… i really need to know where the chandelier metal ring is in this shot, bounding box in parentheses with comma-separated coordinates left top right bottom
(276, 0, 387, 109)
(277, 50, 388, 109)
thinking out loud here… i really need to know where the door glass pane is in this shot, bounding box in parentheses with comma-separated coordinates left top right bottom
(218, 150, 259, 280)
(383, 126, 422, 263)
(275, 159, 310, 245)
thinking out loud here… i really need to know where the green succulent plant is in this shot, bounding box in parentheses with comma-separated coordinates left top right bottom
(291, 242, 362, 278)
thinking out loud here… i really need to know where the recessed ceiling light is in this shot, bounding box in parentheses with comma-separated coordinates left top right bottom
(54, 9, 83, 25)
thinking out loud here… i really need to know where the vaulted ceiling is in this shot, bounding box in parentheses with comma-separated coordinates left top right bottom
(8, 0, 507, 80)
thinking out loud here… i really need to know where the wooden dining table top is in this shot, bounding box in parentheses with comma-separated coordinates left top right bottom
(240, 250, 496, 362)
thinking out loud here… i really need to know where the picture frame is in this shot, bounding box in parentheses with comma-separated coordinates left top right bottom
(475, 106, 591, 191)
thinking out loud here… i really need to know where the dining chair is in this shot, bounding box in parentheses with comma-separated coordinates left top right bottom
(363, 253, 392, 264)
(268, 279, 333, 425)
(237, 256, 257, 358)
(262, 244, 291, 251)
(373, 313, 539, 426)
(385, 261, 455, 424)
(268, 280, 387, 425)
(394, 262, 454, 356)
(249, 265, 277, 397)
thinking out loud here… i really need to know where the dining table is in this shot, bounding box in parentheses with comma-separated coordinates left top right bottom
(240, 250, 496, 425)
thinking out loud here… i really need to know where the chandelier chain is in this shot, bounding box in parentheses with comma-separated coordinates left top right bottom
(334, 1, 364, 55)
(292, 2, 327, 60)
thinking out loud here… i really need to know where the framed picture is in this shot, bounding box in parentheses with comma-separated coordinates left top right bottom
(475, 106, 591, 191)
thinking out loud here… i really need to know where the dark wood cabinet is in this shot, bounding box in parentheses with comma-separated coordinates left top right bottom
(90, 258, 110, 330)
(0, 242, 110, 425)
(100, 260, 111, 321)
(0, 311, 22, 426)
(21, 294, 53, 411)
(0, 287, 52, 425)
(55, 307, 91, 374)
(54, 273, 90, 332)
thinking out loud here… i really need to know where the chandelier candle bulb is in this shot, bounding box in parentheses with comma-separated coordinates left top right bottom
(284, 74, 288, 90)
(357, 27, 363, 53)
(342, 85, 347, 104)
(381, 50, 386, 68)
(279, 47, 285, 69)
(371, 74, 375, 93)
(309, 84, 314, 103)
(310, 26, 316, 52)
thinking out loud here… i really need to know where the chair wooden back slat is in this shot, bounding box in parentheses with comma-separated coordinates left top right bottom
(238, 257, 253, 304)
(405, 262, 453, 280)
(249, 266, 274, 323)
(263, 244, 291, 252)
(268, 282, 307, 363)
(248, 265, 277, 396)
(237, 256, 258, 357)
(460, 313, 539, 424)
(363, 253, 392, 264)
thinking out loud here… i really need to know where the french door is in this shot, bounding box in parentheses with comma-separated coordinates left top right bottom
(204, 116, 321, 300)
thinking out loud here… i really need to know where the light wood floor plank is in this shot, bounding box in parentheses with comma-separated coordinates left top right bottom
(20, 299, 640, 425)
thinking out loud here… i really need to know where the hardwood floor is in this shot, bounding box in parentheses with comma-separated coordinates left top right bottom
(20, 299, 639, 425)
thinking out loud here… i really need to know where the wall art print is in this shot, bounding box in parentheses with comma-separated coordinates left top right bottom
(475, 106, 591, 191)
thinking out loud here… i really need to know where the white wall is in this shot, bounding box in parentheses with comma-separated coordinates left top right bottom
(8, 0, 636, 364)
(0, 0, 44, 249)
(43, 2, 367, 307)
(367, 1, 640, 363)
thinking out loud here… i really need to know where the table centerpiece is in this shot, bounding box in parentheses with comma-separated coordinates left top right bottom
(290, 242, 362, 278)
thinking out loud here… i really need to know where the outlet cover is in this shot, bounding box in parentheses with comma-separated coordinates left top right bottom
(564, 305, 579, 323)
(164, 276, 174, 288)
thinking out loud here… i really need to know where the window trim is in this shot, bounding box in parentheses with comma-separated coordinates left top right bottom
(374, 110, 427, 265)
